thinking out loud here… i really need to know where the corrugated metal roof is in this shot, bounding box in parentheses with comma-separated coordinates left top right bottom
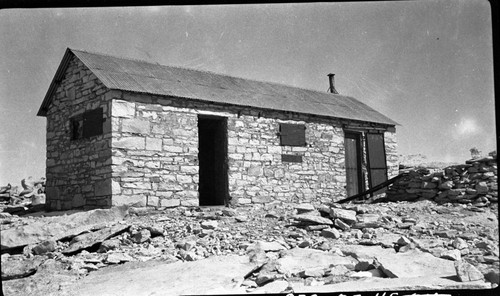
(38, 48, 398, 126)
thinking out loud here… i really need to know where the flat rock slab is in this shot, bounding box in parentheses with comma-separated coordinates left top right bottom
(374, 233, 401, 247)
(295, 203, 316, 214)
(1, 206, 128, 250)
(339, 245, 456, 278)
(248, 240, 286, 252)
(378, 249, 456, 278)
(338, 244, 397, 260)
(105, 252, 135, 264)
(277, 248, 357, 275)
(66, 255, 257, 296)
(2, 258, 81, 296)
(351, 221, 382, 229)
(291, 275, 491, 292)
(62, 224, 130, 254)
(413, 237, 447, 250)
(329, 208, 357, 223)
(293, 214, 333, 225)
(1, 257, 45, 280)
(253, 280, 290, 293)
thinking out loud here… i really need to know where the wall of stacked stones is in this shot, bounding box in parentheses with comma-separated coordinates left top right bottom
(228, 111, 347, 206)
(108, 91, 358, 207)
(45, 56, 113, 210)
(386, 156, 498, 205)
(109, 93, 199, 208)
(108, 91, 397, 207)
(384, 132, 398, 179)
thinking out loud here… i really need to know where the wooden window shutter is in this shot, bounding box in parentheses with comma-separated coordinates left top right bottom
(366, 132, 388, 195)
(82, 108, 103, 138)
(279, 123, 306, 146)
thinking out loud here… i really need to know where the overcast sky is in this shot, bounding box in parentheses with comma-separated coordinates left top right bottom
(0, 1, 496, 186)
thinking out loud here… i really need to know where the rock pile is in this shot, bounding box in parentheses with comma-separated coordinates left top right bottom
(386, 155, 497, 205)
(0, 177, 46, 214)
(1, 199, 498, 294)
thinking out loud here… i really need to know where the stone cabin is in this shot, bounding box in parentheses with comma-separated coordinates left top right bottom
(37, 48, 399, 211)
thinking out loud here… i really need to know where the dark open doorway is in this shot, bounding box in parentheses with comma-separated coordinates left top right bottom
(198, 115, 228, 206)
(344, 132, 364, 197)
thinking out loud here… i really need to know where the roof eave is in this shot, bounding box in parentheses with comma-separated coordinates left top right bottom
(118, 88, 399, 127)
(37, 48, 74, 117)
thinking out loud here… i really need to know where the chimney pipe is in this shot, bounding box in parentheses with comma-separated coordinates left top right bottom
(327, 73, 338, 94)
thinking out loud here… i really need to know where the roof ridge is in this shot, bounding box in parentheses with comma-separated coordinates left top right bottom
(69, 47, 164, 66)
(69, 47, 346, 98)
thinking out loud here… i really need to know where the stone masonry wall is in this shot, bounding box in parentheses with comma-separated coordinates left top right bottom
(109, 94, 199, 208)
(228, 112, 346, 206)
(108, 91, 397, 207)
(385, 131, 398, 179)
(45, 56, 113, 210)
(386, 155, 498, 205)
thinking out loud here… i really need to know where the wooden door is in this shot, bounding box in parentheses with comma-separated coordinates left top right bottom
(344, 132, 363, 197)
(366, 133, 388, 195)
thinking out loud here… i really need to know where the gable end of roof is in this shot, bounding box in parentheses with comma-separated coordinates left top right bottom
(37, 48, 75, 117)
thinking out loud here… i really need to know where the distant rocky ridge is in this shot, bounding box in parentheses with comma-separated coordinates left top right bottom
(399, 153, 460, 170)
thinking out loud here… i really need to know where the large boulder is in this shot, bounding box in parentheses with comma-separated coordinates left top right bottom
(1, 206, 128, 251)
(32, 240, 57, 255)
(21, 177, 36, 191)
(130, 228, 151, 244)
(454, 260, 485, 282)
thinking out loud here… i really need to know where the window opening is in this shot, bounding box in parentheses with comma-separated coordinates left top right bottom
(279, 123, 306, 146)
(70, 108, 103, 140)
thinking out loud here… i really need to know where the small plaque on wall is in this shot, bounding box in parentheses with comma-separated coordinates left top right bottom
(281, 154, 303, 163)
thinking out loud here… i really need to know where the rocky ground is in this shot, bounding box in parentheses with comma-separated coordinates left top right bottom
(1, 197, 499, 295)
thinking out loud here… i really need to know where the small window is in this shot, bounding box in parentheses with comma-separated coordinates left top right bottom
(279, 123, 306, 146)
(71, 108, 103, 140)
